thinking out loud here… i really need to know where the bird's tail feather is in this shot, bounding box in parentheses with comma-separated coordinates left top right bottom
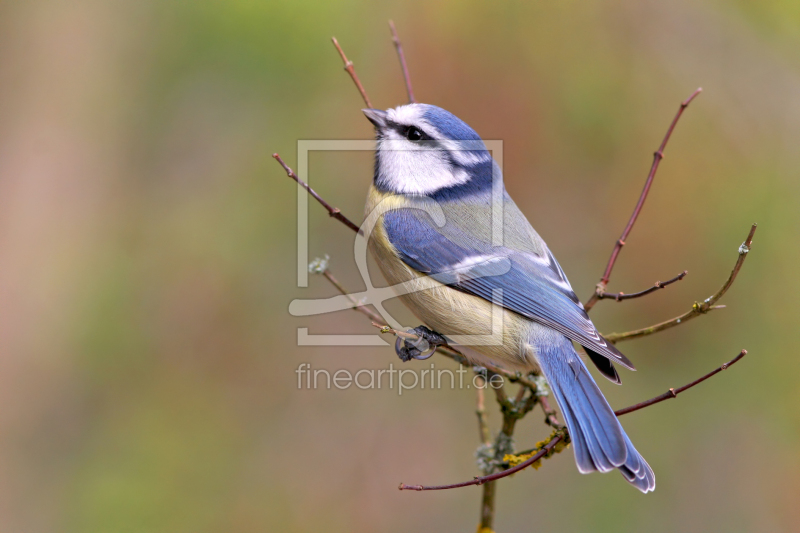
(536, 337, 655, 493)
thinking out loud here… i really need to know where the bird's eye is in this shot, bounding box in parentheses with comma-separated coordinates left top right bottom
(406, 126, 424, 141)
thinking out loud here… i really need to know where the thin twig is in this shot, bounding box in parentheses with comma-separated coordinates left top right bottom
(400, 347, 747, 491)
(331, 37, 372, 108)
(605, 224, 756, 343)
(475, 379, 491, 445)
(615, 349, 747, 415)
(585, 88, 703, 312)
(388, 20, 416, 104)
(598, 270, 688, 302)
(399, 435, 564, 491)
(539, 396, 563, 429)
(272, 153, 362, 235)
(370, 322, 419, 341)
(488, 367, 538, 391)
(316, 269, 382, 321)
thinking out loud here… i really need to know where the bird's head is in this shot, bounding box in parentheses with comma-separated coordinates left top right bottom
(363, 104, 497, 197)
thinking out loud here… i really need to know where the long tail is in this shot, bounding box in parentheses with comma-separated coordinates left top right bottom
(535, 336, 655, 493)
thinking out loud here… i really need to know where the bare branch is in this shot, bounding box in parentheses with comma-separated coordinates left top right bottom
(475, 378, 491, 445)
(605, 224, 756, 344)
(479, 375, 536, 532)
(370, 322, 420, 341)
(479, 480, 497, 532)
(598, 270, 687, 302)
(331, 37, 372, 108)
(491, 377, 510, 406)
(513, 381, 528, 404)
(399, 347, 747, 491)
(272, 153, 362, 235)
(313, 270, 379, 323)
(615, 349, 747, 415)
(388, 21, 416, 104)
(398, 434, 564, 491)
(538, 395, 563, 429)
(585, 88, 703, 312)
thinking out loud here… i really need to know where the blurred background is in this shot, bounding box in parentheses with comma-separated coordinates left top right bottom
(0, 0, 798, 531)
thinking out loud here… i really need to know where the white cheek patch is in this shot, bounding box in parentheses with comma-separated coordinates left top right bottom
(377, 138, 471, 195)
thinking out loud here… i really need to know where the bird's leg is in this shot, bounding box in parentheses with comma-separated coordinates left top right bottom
(394, 325, 447, 362)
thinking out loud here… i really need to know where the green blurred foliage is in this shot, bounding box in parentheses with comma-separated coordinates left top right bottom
(0, 0, 798, 531)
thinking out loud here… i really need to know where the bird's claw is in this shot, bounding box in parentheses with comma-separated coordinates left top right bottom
(394, 326, 446, 362)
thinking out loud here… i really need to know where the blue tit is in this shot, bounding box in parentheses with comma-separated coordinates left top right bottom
(362, 104, 655, 493)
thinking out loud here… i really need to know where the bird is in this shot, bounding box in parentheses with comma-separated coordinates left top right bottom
(361, 103, 655, 492)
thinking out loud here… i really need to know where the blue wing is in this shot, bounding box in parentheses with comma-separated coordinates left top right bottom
(383, 208, 634, 370)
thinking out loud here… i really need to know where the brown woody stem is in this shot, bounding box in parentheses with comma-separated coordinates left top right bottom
(598, 270, 688, 302)
(272, 153, 362, 235)
(331, 37, 373, 108)
(615, 349, 747, 415)
(605, 224, 756, 344)
(388, 20, 416, 104)
(398, 435, 564, 491)
(585, 88, 702, 312)
(539, 396, 563, 429)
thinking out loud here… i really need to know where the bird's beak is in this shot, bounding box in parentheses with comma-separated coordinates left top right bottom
(362, 108, 388, 129)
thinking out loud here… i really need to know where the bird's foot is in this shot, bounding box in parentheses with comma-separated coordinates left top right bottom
(395, 325, 447, 362)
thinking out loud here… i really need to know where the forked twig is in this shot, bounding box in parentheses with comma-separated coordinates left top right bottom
(585, 88, 703, 312)
(389, 20, 416, 104)
(331, 37, 372, 108)
(399, 348, 747, 491)
(598, 270, 687, 302)
(605, 225, 756, 344)
(538, 396, 563, 429)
